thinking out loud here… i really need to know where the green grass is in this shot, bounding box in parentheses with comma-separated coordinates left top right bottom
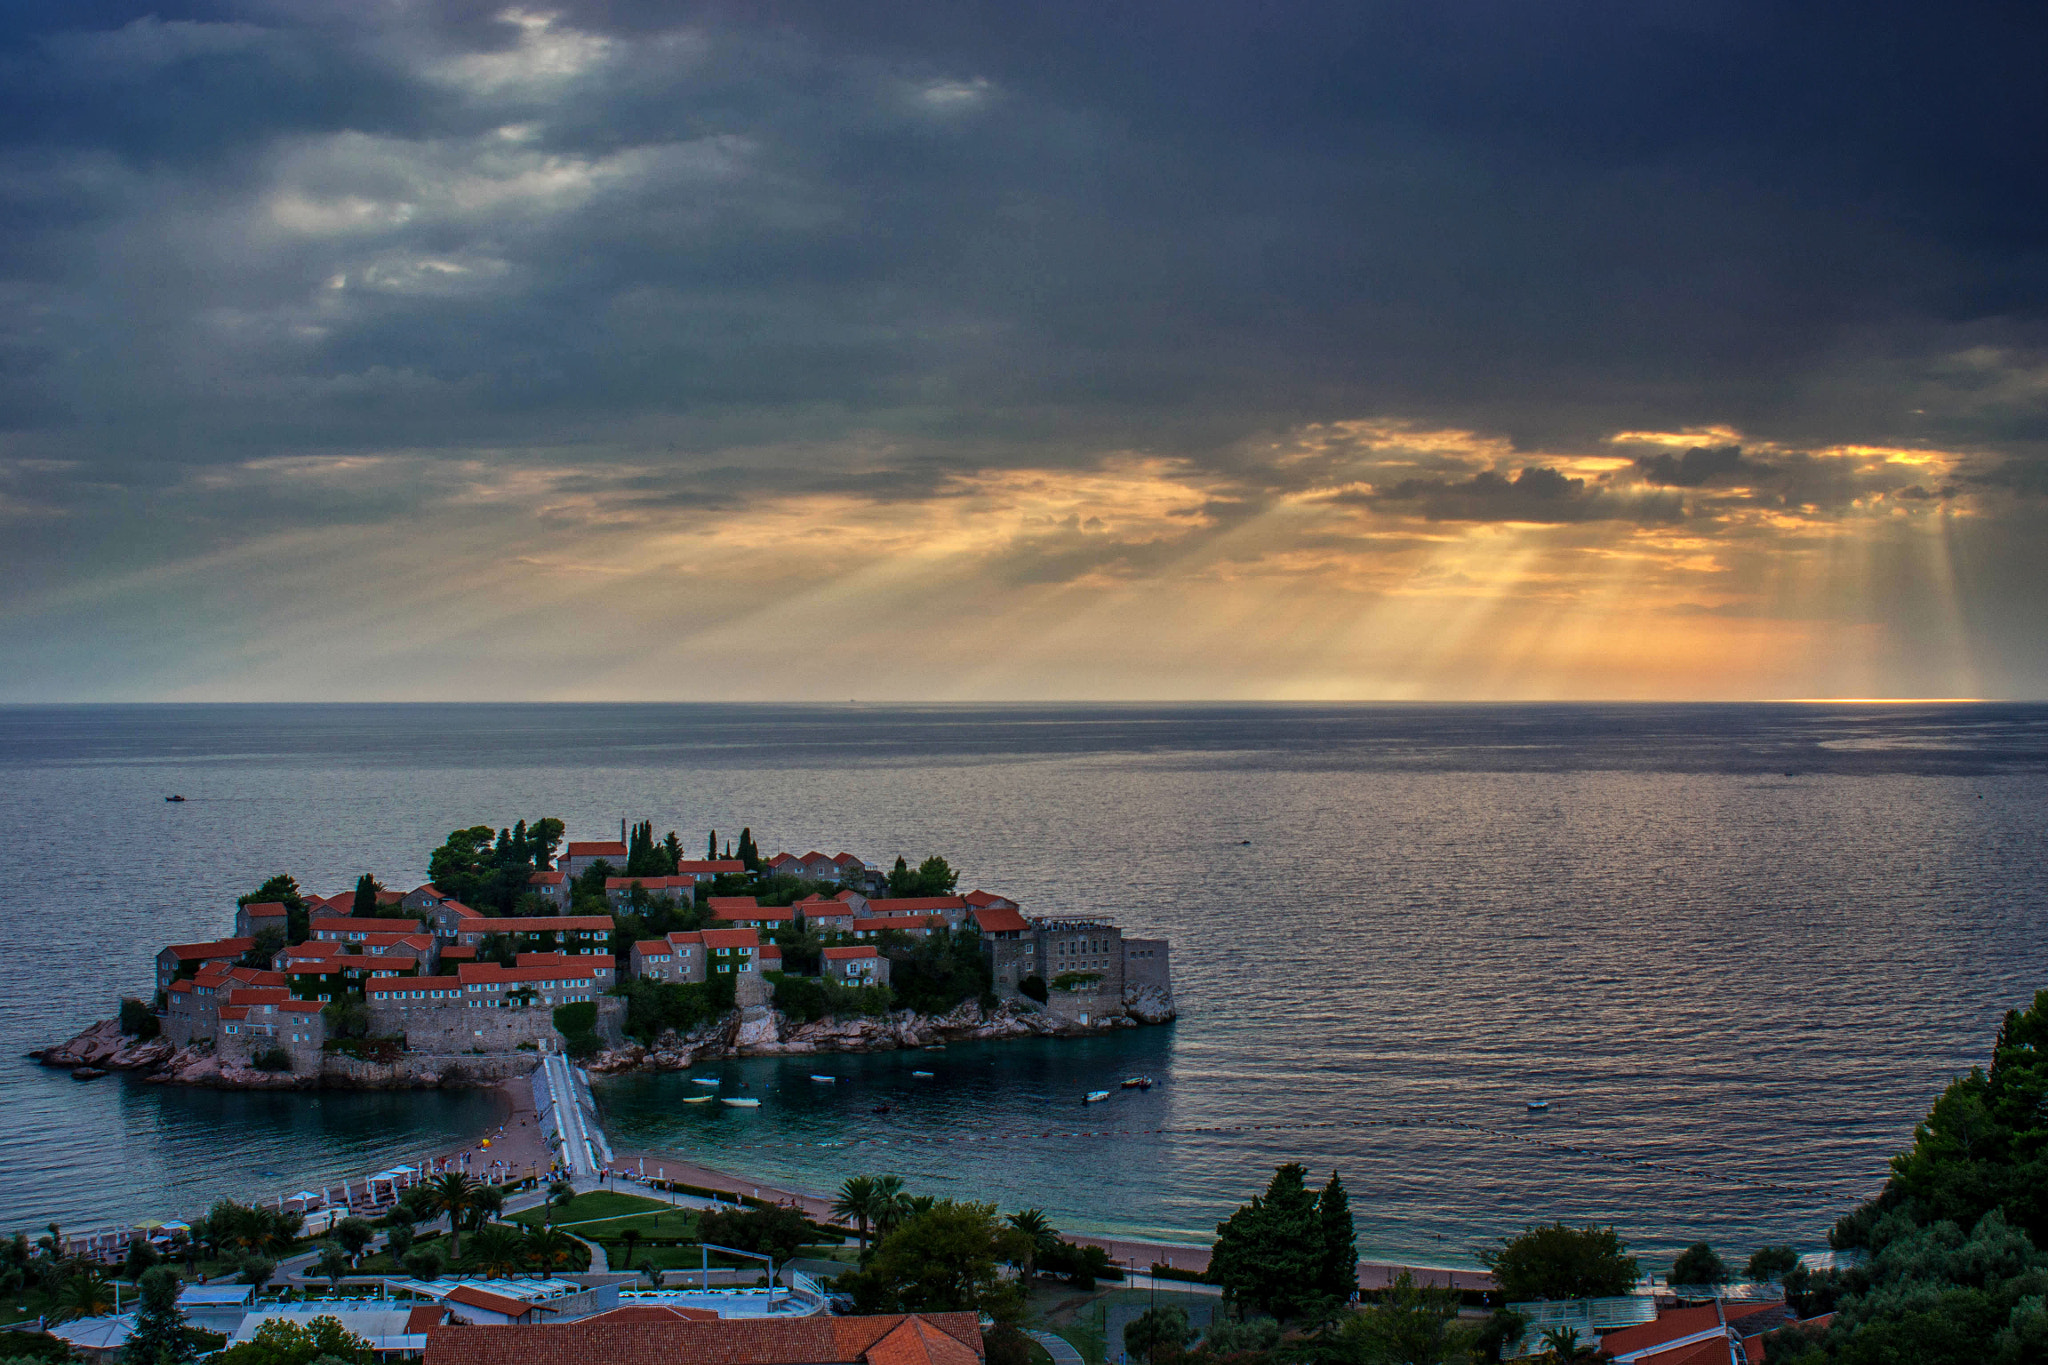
(554, 1209, 702, 1239)
(508, 1192, 669, 1227)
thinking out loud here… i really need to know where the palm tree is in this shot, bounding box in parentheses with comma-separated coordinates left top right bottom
(831, 1176, 880, 1248)
(428, 1174, 479, 1259)
(1541, 1327, 1598, 1363)
(545, 1181, 576, 1227)
(259, 1208, 304, 1255)
(618, 1229, 642, 1270)
(469, 1223, 526, 1280)
(523, 1225, 576, 1274)
(870, 1175, 909, 1236)
(1006, 1210, 1056, 1280)
(51, 1269, 115, 1324)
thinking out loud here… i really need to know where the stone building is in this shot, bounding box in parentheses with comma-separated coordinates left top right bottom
(823, 944, 890, 987)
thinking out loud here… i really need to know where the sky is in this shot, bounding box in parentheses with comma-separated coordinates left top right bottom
(2, 2, 2045, 702)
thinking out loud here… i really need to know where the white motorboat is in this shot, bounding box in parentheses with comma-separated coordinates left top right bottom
(721, 1097, 762, 1108)
(912, 1070, 935, 1078)
(1084, 1090, 1111, 1104)
(1527, 1099, 1550, 1111)
(683, 1095, 714, 1104)
(692, 1077, 721, 1087)
(810, 1075, 836, 1083)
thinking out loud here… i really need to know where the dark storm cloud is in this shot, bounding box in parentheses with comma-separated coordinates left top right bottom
(2, 0, 2048, 657)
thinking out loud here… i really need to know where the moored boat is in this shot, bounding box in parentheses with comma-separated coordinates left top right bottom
(1526, 1099, 1550, 1111)
(721, 1097, 762, 1108)
(1120, 1076, 1153, 1090)
(1084, 1089, 1111, 1103)
(911, 1069, 935, 1078)
(683, 1095, 714, 1104)
(810, 1075, 836, 1083)
(692, 1077, 721, 1086)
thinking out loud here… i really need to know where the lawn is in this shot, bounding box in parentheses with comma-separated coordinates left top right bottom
(509, 1191, 670, 1227)
(554, 1208, 702, 1239)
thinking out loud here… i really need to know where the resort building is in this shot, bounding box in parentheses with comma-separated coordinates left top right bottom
(980, 917, 1129, 1024)
(156, 938, 254, 993)
(703, 927, 763, 976)
(233, 901, 289, 940)
(447, 915, 613, 956)
(424, 1311, 985, 1365)
(823, 944, 889, 987)
(313, 917, 431, 942)
(710, 900, 796, 931)
(526, 870, 569, 908)
(163, 964, 288, 1045)
(560, 841, 628, 878)
(603, 876, 694, 910)
(763, 851, 869, 883)
(847, 915, 948, 940)
(862, 896, 969, 927)
(629, 931, 706, 984)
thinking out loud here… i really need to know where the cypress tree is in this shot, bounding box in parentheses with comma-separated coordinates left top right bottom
(1210, 1163, 1324, 1321)
(350, 873, 380, 918)
(737, 828, 760, 871)
(707, 830, 718, 860)
(661, 832, 682, 875)
(1318, 1170, 1357, 1302)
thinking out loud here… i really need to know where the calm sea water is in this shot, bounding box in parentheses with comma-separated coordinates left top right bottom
(3, 703, 2045, 1270)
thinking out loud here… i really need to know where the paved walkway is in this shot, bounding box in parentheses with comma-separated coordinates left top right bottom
(1028, 1331, 1085, 1365)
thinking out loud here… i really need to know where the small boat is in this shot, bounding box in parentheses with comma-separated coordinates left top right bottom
(683, 1095, 714, 1104)
(1083, 1090, 1111, 1104)
(871, 1105, 892, 1115)
(810, 1075, 836, 1083)
(165, 795, 186, 803)
(1526, 1099, 1550, 1112)
(721, 1097, 761, 1108)
(692, 1077, 721, 1087)
(1120, 1076, 1153, 1090)
(911, 1070, 935, 1078)
(922, 1045, 945, 1051)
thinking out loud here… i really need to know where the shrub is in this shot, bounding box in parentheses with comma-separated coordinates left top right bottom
(119, 997, 162, 1040)
(402, 1246, 446, 1280)
(620, 977, 735, 1042)
(1670, 1242, 1728, 1287)
(250, 1047, 292, 1072)
(553, 1001, 602, 1058)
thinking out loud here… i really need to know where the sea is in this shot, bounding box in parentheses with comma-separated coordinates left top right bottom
(3, 703, 2045, 1272)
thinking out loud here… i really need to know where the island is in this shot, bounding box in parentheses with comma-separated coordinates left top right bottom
(39, 818, 1176, 1089)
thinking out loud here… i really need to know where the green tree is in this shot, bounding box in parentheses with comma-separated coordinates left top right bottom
(123, 1267, 197, 1365)
(1669, 1242, 1728, 1288)
(122, 1238, 160, 1283)
(310, 1245, 350, 1290)
(522, 1225, 580, 1274)
(240, 875, 310, 945)
(1318, 1170, 1357, 1302)
(697, 1205, 814, 1264)
(239, 928, 286, 971)
(1539, 1326, 1598, 1363)
(119, 997, 162, 1040)
(1005, 1209, 1056, 1280)
(237, 1256, 275, 1292)
(707, 830, 718, 860)
(1746, 1245, 1799, 1282)
(349, 874, 381, 918)
(1209, 1163, 1330, 1322)
(400, 1246, 445, 1281)
(1125, 1306, 1193, 1365)
(737, 828, 760, 871)
(661, 832, 683, 874)
(846, 1201, 1028, 1320)
(330, 1218, 373, 1266)
(1349, 1271, 1475, 1365)
(1481, 1224, 1639, 1302)
(888, 856, 959, 897)
(211, 1316, 367, 1365)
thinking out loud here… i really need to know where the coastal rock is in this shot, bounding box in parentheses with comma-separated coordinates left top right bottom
(1123, 984, 1178, 1025)
(41, 1019, 173, 1070)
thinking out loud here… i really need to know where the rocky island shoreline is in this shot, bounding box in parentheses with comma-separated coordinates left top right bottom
(35, 983, 1176, 1090)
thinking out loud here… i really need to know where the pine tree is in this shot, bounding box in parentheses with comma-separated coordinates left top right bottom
(661, 832, 682, 875)
(125, 1266, 197, 1365)
(1209, 1163, 1325, 1321)
(1318, 1170, 1357, 1302)
(350, 873, 381, 918)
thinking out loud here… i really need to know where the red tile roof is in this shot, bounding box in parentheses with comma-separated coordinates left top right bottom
(824, 945, 879, 960)
(970, 907, 1029, 934)
(851, 915, 946, 932)
(963, 891, 1016, 909)
(443, 1285, 535, 1320)
(242, 902, 288, 915)
(456, 962, 604, 986)
(565, 842, 628, 858)
(1601, 1302, 1788, 1363)
(440, 899, 484, 918)
(707, 896, 760, 911)
(675, 860, 745, 875)
(699, 928, 762, 949)
(440, 945, 478, 960)
(406, 1306, 447, 1333)
(465, 915, 612, 932)
(865, 896, 967, 914)
(280, 1000, 324, 1014)
(528, 871, 567, 886)
(583, 1305, 719, 1324)
(313, 918, 424, 936)
(425, 1313, 982, 1365)
(163, 938, 255, 960)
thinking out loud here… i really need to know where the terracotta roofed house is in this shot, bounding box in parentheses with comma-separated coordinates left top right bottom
(823, 944, 889, 987)
(1594, 1301, 1809, 1365)
(424, 1311, 984, 1365)
(313, 917, 427, 940)
(156, 938, 255, 992)
(673, 858, 745, 883)
(450, 914, 613, 955)
(561, 841, 629, 878)
(862, 896, 969, 927)
(630, 931, 707, 984)
(234, 902, 290, 940)
(700, 927, 763, 976)
(527, 869, 569, 909)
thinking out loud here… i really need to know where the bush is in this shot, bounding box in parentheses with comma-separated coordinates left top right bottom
(1018, 975, 1048, 1004)
(119, 997, 162, 1040)
(1670, 1242, 1728, 1287)
(553, 1001, 601, 1058)
(697, 1204, 815, 1263)
(1481, 1224, 1639, 1301)
(620, 976, 735, 1042)
(402, 1246, 446, 1280)
(887, 928, 994, 1015)
(250, 1047, 292, 1072)
(1746, 1245, 1798, 1282)
(770, 974, 894, 1024)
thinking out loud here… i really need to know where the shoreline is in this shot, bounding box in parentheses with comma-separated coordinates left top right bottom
(598, 1141, 1496, 1293)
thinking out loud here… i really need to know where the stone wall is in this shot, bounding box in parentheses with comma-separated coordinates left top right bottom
(1122, 939, 1171, 991)
(366, 995, 627, 1054)
(319, 1051, 539, 1086)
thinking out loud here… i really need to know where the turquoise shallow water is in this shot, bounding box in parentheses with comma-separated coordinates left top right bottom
(3, 703, 2046, 1269)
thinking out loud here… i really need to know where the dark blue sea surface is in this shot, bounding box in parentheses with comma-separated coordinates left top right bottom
(3, 703, 2045, 1269)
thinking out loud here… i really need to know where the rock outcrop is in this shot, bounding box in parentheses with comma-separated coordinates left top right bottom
(585, 996, 1151, 1074)
(1123, 983, 1177, 1025)
(36, 1020, 176, 1071)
